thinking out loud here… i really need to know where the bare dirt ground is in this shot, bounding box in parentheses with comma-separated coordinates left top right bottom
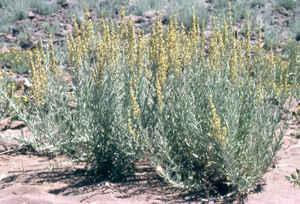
(0, 100, 299, 204)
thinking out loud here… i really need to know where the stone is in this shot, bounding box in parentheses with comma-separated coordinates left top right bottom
(0, 117, 12, 131)
(10, 121, 25, 129)
(284, 97, 299, 113)
(57, 0, 72, 8)
(19, 40, 35, 50)
(143, 10, 160, 19)
(125, 15, 147, 24)
(28, 11, 36, 20)
(4, 34, 16, 42)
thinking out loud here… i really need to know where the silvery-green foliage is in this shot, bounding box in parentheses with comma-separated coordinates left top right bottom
(136, 63, 284, 195)
(22, 61, 139, 181)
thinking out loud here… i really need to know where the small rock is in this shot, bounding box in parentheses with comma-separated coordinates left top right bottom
(296, 33, 300, 41)
(14, 76, 32, 89)
(55, 32, 65, 38)
(125, 15, 147, 24)
(161, 16, 169, 25)
(204, 31, 213, 38)
(12, 27, 20, 37)
(0, 47, 9, 53)
(28, 11, 36, 19)
(0, 117, 12, 131)
(296, 131, 300, 139)
(277, 7, 290, 17)
(63, 24, 73, 32)
(4, 34, 16, 42)
(57, 0, 71, 8)
(143, 10, 160, 19)
(10, 121, 25, 129)
(19, 40, 35, 50)
(284, 97, 299, 113)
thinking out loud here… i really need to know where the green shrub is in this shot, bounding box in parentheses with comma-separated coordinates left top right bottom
(3, 7, 299, 198)
(0, 49, 30, 74)
(141, 60, 284, 195)
(30, 0, 58, 16)
(286, 169, 300, 186)
(276, 0, 297, 11)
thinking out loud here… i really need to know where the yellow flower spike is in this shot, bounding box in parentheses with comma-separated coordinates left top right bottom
(129, 84, 140, 118)
(49, 34, 59, 77)
(208, 32, 218, 69)
(0, 69, 3, 80)
(127, 18, 137, 70)
(101, 19, 110, 54)
(190, 8, 200, 58)
(200, 20, 206, 59)
(230, 37, 238, 81)
(180, 23, 191, 66)
(84, 7, 90, 21)
(156, 16, 164, 41)
(67, 32, 80, 67)
(94, 41, 106, 85)
(127, 111, 137, 141)
(8, 81, 16, 97)
(109, 23, 119, 69)
(120, 7, 128, 40)
(137, 31, 146, 76)
(33, 47, 42, 69)
(82, 7, 94, 48)
(38, 41, 46, 64)
(228, 2, 234, 41)
(150, 16, 166, 76)
(257, 17, 263, 49)
(28, 50, 35, 73)
(158, 41, 168, 87)
(209, 95, 227, 147)
(74, 36, 83, 66)
(72, 15, 80, 38)
(150, 23, 158, 64)
(209, 95, 221, 130)
(167, 16, 180, 76)
(222, 16, 228, 45)
(216, 26, 224, 58)
(245, 13, 251, 61)
(29, 49, 47, 106)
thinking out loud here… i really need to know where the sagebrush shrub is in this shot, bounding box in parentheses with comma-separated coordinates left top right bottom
(1, 7, 298, 197)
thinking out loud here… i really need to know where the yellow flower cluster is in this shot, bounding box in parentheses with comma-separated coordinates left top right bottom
(0, 48, 30, 72)
(127, 19, 137, 70)
(63, 6, 296, 113)
(0, 69, 3, 80)
(48, 35, 59, 77)
(209, 95, 227, 147)
(150, 16, 168, 87)
(29, 48, 47, 106)
(167, 16, 180, 76)
(136, 31, 148, 76)
(66, 9, 95, 68)
(94, 19, 122, 84)
(129, 81, 140, 118)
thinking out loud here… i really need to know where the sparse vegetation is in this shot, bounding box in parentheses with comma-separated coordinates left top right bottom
(276, 0, 297, 11)
(286, 169, 300, 186)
